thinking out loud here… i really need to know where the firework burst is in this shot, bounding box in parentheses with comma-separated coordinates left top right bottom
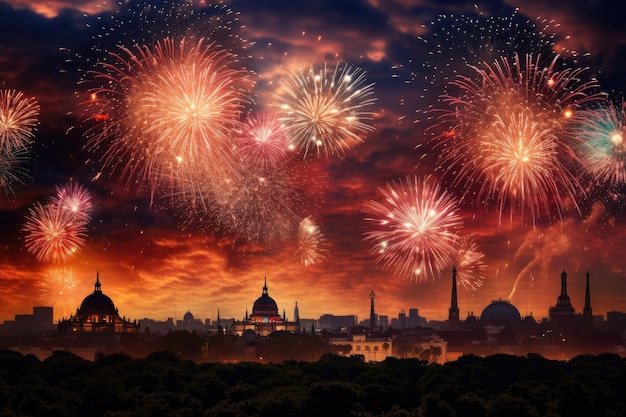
(273, 62, 377, 158)
(362, 176, 464, 282)
(83, 36, 252, 197)
(40, 267, 89, 320)
(432, 53, 605, 225)
(50, 181, 93, 224)
(0, 145, 30, 198)
(575, 99, 626, 186)
(237, 113, 290, 170)
(23, 203, 88, 263)
(0, 89, 39, 150)
(294, 216, 330, 266)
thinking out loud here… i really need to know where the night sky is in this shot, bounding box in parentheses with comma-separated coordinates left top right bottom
(1, 0, 626, 325)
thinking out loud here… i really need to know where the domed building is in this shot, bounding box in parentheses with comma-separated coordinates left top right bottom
(232, 277, 299, 336)
(479, 299, 522, 327)
(57, 272, 139, 335)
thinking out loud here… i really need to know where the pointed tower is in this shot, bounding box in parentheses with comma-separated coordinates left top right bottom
(582, 272, 593, 334)
(448, 267, 460, 329)
(549, 270, 576, 334)
(369, 291, 376, 329)
(294, 301, 300, 324)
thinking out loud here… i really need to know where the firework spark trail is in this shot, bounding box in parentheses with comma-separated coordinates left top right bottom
(294, 216, 330, 266)
(432, 53, 605, 225)
(23, 202, 88, 263)
(452, 236, 486, 291)
(83, 37, 252, 198)
(575, 99, 626, 186)
(362, 176, 464, 282)
(88, 0, 251, 63)
(273, 62, 377, 158)
(212, 159, 307, 247)
(237, 113, 290, 170)
(0, 89, 39, 151)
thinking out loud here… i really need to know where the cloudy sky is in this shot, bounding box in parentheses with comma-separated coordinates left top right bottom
(1, 0, 626, 325)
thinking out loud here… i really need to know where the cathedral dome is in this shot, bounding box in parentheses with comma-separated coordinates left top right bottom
(183, 310, 195, 322)
(251, 278, 280, 318)
(78, 273, 117, 315)
(479, 299, 521, 327)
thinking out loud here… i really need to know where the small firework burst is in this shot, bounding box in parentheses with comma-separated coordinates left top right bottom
(23, 203, 88, 263)
(575, 100, 626, 186)
(50, 181, 93, 224)
(40, 267, 89, 320)
(362, 176, 464, 282)
(294, 216, 330, 266)
(237, 113, 289, 169)
(273, 62, 377, 158)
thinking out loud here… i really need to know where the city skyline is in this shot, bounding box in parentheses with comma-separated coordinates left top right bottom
(1, 0, 626, 324)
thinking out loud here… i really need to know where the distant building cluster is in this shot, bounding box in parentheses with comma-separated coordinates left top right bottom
(2, 267, 626, 363)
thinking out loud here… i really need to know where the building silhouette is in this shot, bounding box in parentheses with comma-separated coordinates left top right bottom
(232, 277, 299, 336)
(57, 272, 139, 335)
(548, 270, 576, 335)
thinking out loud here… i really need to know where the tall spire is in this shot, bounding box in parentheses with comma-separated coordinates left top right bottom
(448, 267, 460, 329)
(262, 276, 268, 295)
(294, 301, 300, 323)
(583, 272, 593, 333)
(369, 291, 376, 329)
(94, 270, 102, 293)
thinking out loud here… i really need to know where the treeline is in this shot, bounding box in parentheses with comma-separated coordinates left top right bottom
(1, 348, 626, 417)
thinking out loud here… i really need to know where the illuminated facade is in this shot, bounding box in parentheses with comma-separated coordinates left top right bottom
(57, 272, 139, 335)
(232, 277, 299, 336)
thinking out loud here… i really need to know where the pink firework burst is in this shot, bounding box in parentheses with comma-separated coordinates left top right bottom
(50, 181, 93, 224)
(362, 176, 464, 282)
(237, 113, 289, 169)
(23, 203, 88, 263)
(432, 53, 606, 225)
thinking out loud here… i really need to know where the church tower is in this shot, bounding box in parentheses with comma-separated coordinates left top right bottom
(582, 272, 593, 334)
(448, 267, 460, 329)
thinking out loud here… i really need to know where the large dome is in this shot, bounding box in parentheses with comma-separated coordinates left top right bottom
(251, 278, 280, 318)
(183, 310, 195, 322)
(479, 300, 521, 327)
(78, 274, 117, 315)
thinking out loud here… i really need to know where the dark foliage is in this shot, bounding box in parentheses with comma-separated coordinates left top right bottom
(1, 350, 625, 417)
